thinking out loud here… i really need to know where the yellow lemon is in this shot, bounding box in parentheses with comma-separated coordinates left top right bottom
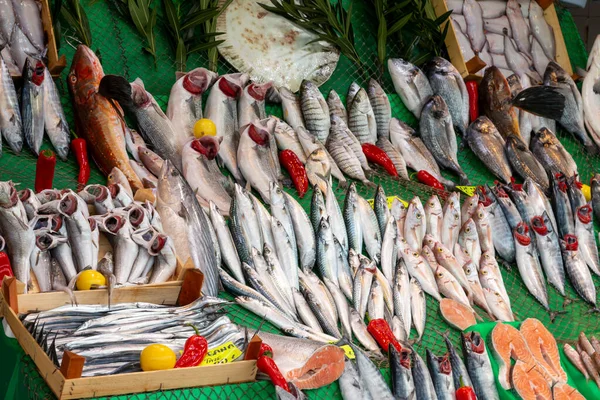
(140, 344, 176, 371)
(194, 119, 217, 138)
(582, 183, 592, 202)
(76, 270, 106, 290)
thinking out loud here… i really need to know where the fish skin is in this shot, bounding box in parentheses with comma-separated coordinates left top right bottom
(529, 0, 555, 60)
(463, 260, 494, 317)
(339, 360, 373, 400)
(290, 288, 322, 333)
(297, 127, 331, 193)
(394, 261, 412, 338)
(271, 216, 300, 290)
(58, 194, 94, 273)
(505, 135, 549, 191)
(405, 196, 426, 252)
(350, 344, 395, 399)
(327, 89, 348, 126)
(462, 332, 500, 400)
(367, 79, 391, 140)
(284, 192, 316, 272)
(463, 0, 486, 52)
(531, 128, 578, 178)
(380, 216, 398, 283)
(344, 183, 363, 254)
(347, 87, 377, 145)
(389, 345, 416, 400)
(273, 117, 307, 163)
(458, 218, 482, 268)
(271, 182, 298, 259)
(434, 264, 472, 310)
(413, 350, 438, 400)
(575, 205, 600, 276)
(420, 95, 469, 185)
(530, 212, 566, 295)
(238, 81, 272, 129)
(205, 74, 247, 184)
(425, 195, 443, 243)
(427, 349, 456, 400)
(347, 82, 361, 110)
(507, 0, 531, 55)
(425, 56, 469, 136)
(514, 222, 549, 309)
(209, 202, 244, 284)
(0, 56, 23, 153)
(301, 80, 330, 143)
(349, 308, 380, 353)
(410, 277, 426, 341)
(561, 236, 597, 306)
(444, 335, 472, 390)
(327, 117, 372, 185)
(373, 185, 390, 239)
(167, 68, 217, 150)
(323, 277, 352, 339)
(479, 67, 521, 141)
(483, 193, 515, 263)
(310, 186, 328, 234)
(376, 136, 409, 179)
(388, 58, 433, 118)
(550, 173, 575, 238)
(465, 116, 512, 184)
(367, 279, 385, 320)
(68, 46, 141, 191)
(524, 178, 558, 234)
(21, 58, 45, 155)
(353, 257, 376, 318)
(358, 196, 381, 262)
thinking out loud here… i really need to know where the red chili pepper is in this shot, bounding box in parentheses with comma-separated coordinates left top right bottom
(0, 239, 13, 282)
(174, 324, 208, 368)
(35, 150, 56, 193)
(71, 132, 90, 191)
(465, 80, 479, 123)
(259, 342, 273, 358)
(257, 355, 290, 392)
(367, 319, 402, 353)
(456, 376, 477, 400)
(416, 170, 444, 190)
(361, 144, 398, 177)
(279, 150, 309, 198)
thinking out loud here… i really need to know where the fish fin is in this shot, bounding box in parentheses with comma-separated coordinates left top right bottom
(98, 75, 133, 108)
(548, 309, 567, 323)
(512, 85, 566, 119)
(562, 296, 574, 308)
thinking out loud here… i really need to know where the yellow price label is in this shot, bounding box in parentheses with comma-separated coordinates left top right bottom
(367, 196, 408, 209)
(456, 186, 477, 197)
(340, 345, 355, 359)
(200, 341, 243, 365)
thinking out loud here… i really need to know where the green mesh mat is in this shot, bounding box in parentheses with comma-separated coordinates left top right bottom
(0, 0, 598, 399)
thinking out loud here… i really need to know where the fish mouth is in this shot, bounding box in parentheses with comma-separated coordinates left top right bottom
(39, 190, 60, 202)
(191, 137, 220, 160)
(108, 184, 121, 199)
(563, 234, 578, 251)
(219, 76, 242, 98)
(439, 354, 452, 375)
(0, 183, 19, 208)
(105, 215, 125, 233)
(150, 234, 167, 255)
(86, 185, 109, 202)
(514, 223, 531, 246)
(464, 331, 485, 355)
(59, 194, 78, 216)
(530, 216, 548, 236)
(400, 349, 412, 369)
(576, 205, 592, 224)
(183, 69, 211, 95)
(247, 82, 272, 101)
(36, 233, 54, 251)
(69, 45, 103, 91)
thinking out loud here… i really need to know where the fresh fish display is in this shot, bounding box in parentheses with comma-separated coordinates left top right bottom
(530, 127, 578, 178)
(462, 332, 499, 400)
(0, 55, 23, 154)
(463, 0, 485, 53)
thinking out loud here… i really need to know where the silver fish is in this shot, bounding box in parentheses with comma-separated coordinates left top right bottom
(327, 116, 372, 185)
(441, 192, 461, 251)
(347, 87, 377, 145)
(291, 288, 322, 333)
(279, 87, 305, 130)
(368, 79, 391, 139)
(271, 216, 299, 289)
(297, 127, 331, 193)
(507, 0, 531, 55)
(524, 178, 557, 232)
(529, 0, 555, 59)
(373, 185, 390, 237)
(264, 243, 295, 308)
(367, 279, 385, 320)
(358, 196, 381, 262)
(434, 264, 472, 310)
(316, 217, 339, 287)
(410, 277, 426, 341)
(420, 95, 469, 184)
(479, 251, 511, 309)
(339, 360, 373, 400)
(463, 260, 493, 318)
(393, 260, 412, 341)
(250, 193, 276, 257)
(353, 257, 376, 318)
(351, 344, 395, 399)
(575, 204, 600, 276)
(424, 195, 442, 243)
(270, 182, 298, 260)
(58, 193, 94, 272)
(129, 160, 157, 188)
(381, 216, 398, 283)
(205, 73, 247, 184)
(300, 80, 330, 143)
(514, 222, 549, 309)
(344, 182, 363, 254)
(405, 196, 426, 252)
(209, 201, 244, 284)
(284, 192, 316, 272)
(465, 117, 512, 184)
(388, 58, 433, 118)
(483, 189, 515, 263)
(148, 235, 177, 284)
(392, 197, 407, 235)
(458, 218, 482, 267)
(310, 185, 328, 234)
(325, 182, 348, 252)
(482, 287, 514, 321)
(561, 235, 596, 306)
(21, 58, 45, 155)
(427, 349, 455, 400)
(327, 89, 348, 125)
(238, 81, 272, 129)
(530, 128, 578, 178)
(349, 308, 380, 353)
(401, 245, 441, 300)
(323, 277, 352, 339)
(0, 56, 23, 153)
(413, 350, 437, 400)
(530, 212, 566, 295)
(462, 332, 499, 400)
(389, 345, 416, 400)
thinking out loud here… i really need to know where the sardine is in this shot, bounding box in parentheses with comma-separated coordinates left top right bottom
(388, 58, 433, 118)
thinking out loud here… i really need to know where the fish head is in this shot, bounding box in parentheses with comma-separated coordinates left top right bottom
(350, 88, 370, 113)
(513, 222, 531, 245)
(0, 181, 18, 208)
(473, 203, 487, 223)
(246, 123, 270, 146)
(433, 242, 451, 260)
(127, 205, 147, 229)
(576, 204, 593, 224)
(58, 194, 79, 217)
(543, 61, 568, 85)
(462, 261, 476, 279)
(387, 58, 415, 78)
(182, 68, 218, 95)
(107, 167, 128, 187)
(85, 184, 110, 202)
(129, 80, 151, 108)
(530, 215, 549, 236)
(68, 45, 104, 103)
(389, 118, 416, 141)
(246, 81, 273, 101)
(300, 79, 320, 98)
(461, 218, 476, 237)
(190, 136, 221, 160)
(150, 234, 168, 255)
(23, 57, 45, 86)
(426, 195, 442, 215)
(534, 127, 554, 145)
(217, 75, 243, 98)
(506, 74, 522, 98)
(317, 216, 331, 235)
(18, 188, 33, 203)
(464, 194, 479, 212)
(462, 331, 485, 355)
(104, 213, 127, 234)
(481, 66, 510, 101)
(561, 234, 579, 252)
(367, 78, 386, 99)
(329, 114, 347, 131)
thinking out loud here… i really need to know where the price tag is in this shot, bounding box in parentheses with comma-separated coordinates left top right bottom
(200, 341, 243, 365)
(456, 186, 477, 197)
(340, 345, 355, 359)
(367, 196, 408, 209)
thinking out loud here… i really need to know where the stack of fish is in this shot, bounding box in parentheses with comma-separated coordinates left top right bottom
(338, 331, 499, 400)
(481, 173, 600, 315)
(22, 297, 246, 377)
(0, 0, 45, 75)
(0, 55, 70, 159)
(447, 0, 555, 81)
(0, 179, 177, 295)
(564, 331, 600, 389)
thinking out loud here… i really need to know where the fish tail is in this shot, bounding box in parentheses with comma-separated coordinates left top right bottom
(98, 75, 133, 108)
(584, 142, 599, 156)
(548, 309, 567, 323)
(512, 86, 566, 119)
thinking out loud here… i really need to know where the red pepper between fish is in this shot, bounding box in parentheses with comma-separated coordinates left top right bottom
(455, 376, 477, 400)
(367, 318, 402, 353)
(416, 170, 444, 190)
(465, 80, 479, 123)
(259, 342, 273, 358)
(174, 324, 208, 368)
(35, 150, 56, 193)
(279, 150, 309, 198)
(361, 144, 398, 177)
(71, 131, 90, 191)
(0, 251, 13, 282)
(257, 354, 290, 392)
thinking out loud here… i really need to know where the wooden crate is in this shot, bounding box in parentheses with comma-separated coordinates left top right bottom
(431, 0, 573, 80)
(1, 271, 260, 400)
(9, 0, 66, 79)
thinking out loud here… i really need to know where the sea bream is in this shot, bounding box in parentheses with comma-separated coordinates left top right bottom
(465, 116, 512, 184)
(166, 68, 217, 150)
(204, 73, 248, 184)
(388, 58, 433, 118)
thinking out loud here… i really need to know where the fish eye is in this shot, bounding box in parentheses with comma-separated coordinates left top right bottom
(416, 213, 422, 219)
(437, 272, 443, 278)
(69, 74, 77, 84)
(482, 270, 487, 275)
(484, 254, 489, 259)
(430, 202, 434, 207)
(454, 214, 459, 220)
(465, 227, 470, 232)
(465, 268, 471, 274)
(478, 213, 483, 218)
(413, 252, 418, 257)
(437, 247, 443, 252)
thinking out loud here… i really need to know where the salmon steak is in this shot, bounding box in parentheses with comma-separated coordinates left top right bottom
(259, 332, 346, 389)
(491, 323, 539, 389)
(439, 298, 477, 330)
(511, 360, 552, 400)
(552, 382, 586, 400)
(520, 318, 567, 384)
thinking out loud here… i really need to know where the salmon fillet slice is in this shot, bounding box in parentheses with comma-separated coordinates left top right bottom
(520, 318, 567, 384)
(552, 383, 586, 400)
(512, 360, 552, 400)
(439, 298, 476, 330)
(491, 323, 539, 389)
(285, 345, 346, 389)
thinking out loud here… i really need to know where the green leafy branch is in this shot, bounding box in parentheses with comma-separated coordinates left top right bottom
(58, 0, 93, 48)
(259, 0, 362, 67)
(128, 0, 158, 64)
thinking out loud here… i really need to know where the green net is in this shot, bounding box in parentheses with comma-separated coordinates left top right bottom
(0, 0, 598, 398)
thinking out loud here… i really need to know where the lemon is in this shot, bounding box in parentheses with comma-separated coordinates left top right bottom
(140, 344, 176, 371)
(76, 270, 106, 290)
(194, 119, 217, 138)
(582, 183, 592, 202)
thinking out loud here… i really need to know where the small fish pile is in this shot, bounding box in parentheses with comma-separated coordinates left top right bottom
(564, 331, 600, 389)
(0, 179, 178, 295)
(338, 331, 499, 400)
(0, 56, 70, 159)
(490, 319, 585, 399)
(481, 172, 600, 314)
(22, 297, 246, 377)
(448, 0, 555, 81)
(0, 0, 46, 74)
